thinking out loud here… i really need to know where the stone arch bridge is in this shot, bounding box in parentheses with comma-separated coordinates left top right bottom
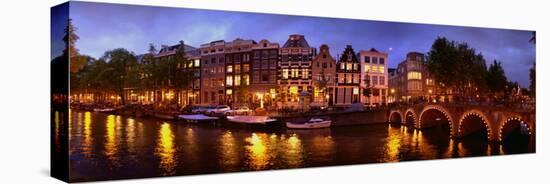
(388, 103, 535, 142)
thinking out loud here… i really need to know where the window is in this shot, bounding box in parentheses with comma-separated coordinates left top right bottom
(243, 64, 249, 72)
(282, 69, 289, 79)
(364, 56, 370, 63)
(235, 65, 241, 73)
(379, 58, 385, 65)
(226, 65, 233, 73)
(226, 76, 233, 86)
(346, 74, 352, 83)
(226, 89, 232, 95)
(379, 66, 385, 73)
(194, 59, 200, 67)
(291, 69, 299, 78)
(407, 71, 422, 80)
(302, 69, 309, 79)
(323, 54, 327, 59)
(353, 87, 359, 95)
(262, 74, 269, 82)
(372, 76, 378, 85)
(379, 76, 385, 85)
(234, 75, 241, 86)
(347, 63, 352, 71)
(341, 63, 346, 70)
(243, 54, 250, 62)
(371, 65, 378, 73)
(323, 63, 327, 68)
(364, 65, 371, 73)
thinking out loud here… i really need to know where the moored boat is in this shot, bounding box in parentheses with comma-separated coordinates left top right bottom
(152, 112, 178, 120)
(286, 117, 332, 129)
(226, 115, 277, 125)
(93, 108, 115, 112)
(178, 114, 219, 122)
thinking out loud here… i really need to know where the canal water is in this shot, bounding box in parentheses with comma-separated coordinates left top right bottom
(64, 111, 534, 181)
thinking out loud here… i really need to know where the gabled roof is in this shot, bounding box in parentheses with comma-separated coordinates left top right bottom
(156, 43, 197, 58)
(282, 34, 310, 48)
(338, 45, 359, 63)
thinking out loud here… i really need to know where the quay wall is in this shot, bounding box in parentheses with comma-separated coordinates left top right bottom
(277, 109, 389, 126)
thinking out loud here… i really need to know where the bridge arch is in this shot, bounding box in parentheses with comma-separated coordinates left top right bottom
(499, 116, 533, 142)
(458, 110, 492, 140)
(388, 111, 403, 124)
(404, 108, 417, 127)
(418, 105, 454, 135)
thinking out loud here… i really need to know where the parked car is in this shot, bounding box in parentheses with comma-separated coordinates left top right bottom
(191, 105, 214, 114)
(225, 106, 252, 115)
(206, 105, 231, 115)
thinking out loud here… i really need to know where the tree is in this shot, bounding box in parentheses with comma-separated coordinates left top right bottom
(362, 70, 372, 99)
(162, 41, 193, 108)
(426, 37, 488, 99)
(530, 63, 535, 97)
(62, 18, 87, 73)
(314, 68, 330, 104)
(486, 60, 508, 94)
(99, 48, 138, 105)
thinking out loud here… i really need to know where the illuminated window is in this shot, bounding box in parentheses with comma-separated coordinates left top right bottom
(347, 63, 352, 71)
(289, 86, 298, 94)
(341, 63, 345, 70)
(364, 65, 371, 73)
(407, 71, 422, 80)
(194, 59, 200, 67)
(227, 65, 233, 73)
(302, 68, 309, 79)
(235, 65, 241, 73)
(234, 75, 241, 86)
(243, 75, 249, 85)
(243, 64, 249, 72)
(226, 76, 233, 86)
(379, 66, 385, 73)
(283, 69, 288, 79)
(226, 89, 232, 95)
(291, 69, 299, 78)
(353, 87, 359, 95)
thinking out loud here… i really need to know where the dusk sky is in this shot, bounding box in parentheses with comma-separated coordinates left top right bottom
(54, 1, 535, 87)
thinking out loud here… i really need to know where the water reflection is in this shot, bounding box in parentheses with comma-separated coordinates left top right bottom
(156, 123, 177, 175)
(54, 111, 60, 153)
(245, 133, 269, 170)
(104, 115, 118, 162)
(82, 112, 93, 157)
(382, 124, 402, 162)
(68, 111, 534, 181)
(125, 118, 137, 161)
(218, 131, 239, 171)
(283, 134, 304, 167)
(309, 134, 334, 163)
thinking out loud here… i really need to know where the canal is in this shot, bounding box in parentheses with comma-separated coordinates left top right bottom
(62, 110, 534, 181)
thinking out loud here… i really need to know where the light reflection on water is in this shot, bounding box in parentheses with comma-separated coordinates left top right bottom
(156, 123, 176, 175)
(67, 111, 533, 181)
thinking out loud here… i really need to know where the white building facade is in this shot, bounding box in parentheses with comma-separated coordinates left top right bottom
(359, 48, 388, 106)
